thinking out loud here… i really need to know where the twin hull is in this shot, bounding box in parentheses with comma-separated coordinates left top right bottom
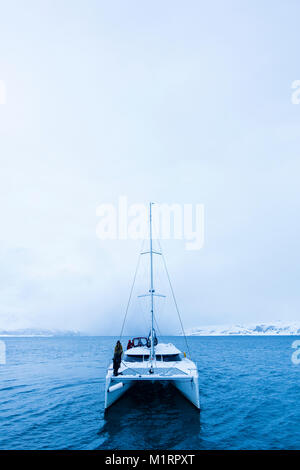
(105, 373, 200, 410)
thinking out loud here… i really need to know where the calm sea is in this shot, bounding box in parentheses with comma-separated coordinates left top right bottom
(0, 336, 299, 450)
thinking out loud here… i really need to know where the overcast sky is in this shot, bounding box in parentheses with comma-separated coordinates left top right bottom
(0, 0, 300, 334)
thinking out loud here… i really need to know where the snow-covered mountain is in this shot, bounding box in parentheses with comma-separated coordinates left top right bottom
(185, 321, 300, 336)
(0, 328, 82, 337)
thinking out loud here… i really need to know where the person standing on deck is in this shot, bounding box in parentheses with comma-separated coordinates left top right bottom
(113, 341, 123, 376)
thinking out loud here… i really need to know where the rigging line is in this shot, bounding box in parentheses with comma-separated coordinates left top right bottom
(138, 296, 148, 327)
(152, 219, 165, 336)
(153, 297, 167, 338)
(119, 238, 145, 340)
(151, 214, 190, 356)
(152, 297, 162, 337)
(146, 219, 164, 338)
(154, 314, 162, 338)
(157, 238, 192, 360)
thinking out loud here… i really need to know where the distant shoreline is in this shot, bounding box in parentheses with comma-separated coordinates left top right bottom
(0, 334, 83, 338)
(185, 333, 300, 337)
(184, 322, 300, 337)
(1, 322, 300, 337)
(1, 334, 300, 338)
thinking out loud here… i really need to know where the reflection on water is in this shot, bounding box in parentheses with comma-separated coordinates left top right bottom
(98, 382, 201, 450)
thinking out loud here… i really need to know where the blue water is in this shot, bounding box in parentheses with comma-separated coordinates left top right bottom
(0, 336, 300, 450)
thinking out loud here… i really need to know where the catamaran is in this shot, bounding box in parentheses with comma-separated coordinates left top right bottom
(104, 203, 200, 410)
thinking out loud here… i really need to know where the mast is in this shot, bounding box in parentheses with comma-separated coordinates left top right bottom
(149, 202, 155, 366)
(137, 202, 165, 366)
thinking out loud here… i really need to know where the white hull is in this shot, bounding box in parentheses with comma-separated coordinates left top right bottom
(172, 377, 200, 409)
(105, 379, 133, 409)
(105, 344, 200, 411)
(105, 376, 200, 410)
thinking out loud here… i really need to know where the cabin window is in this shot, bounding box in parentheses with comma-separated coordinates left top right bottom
(124, 355, 143, 362)
(132, 338, 147, 347)
(125, 353, 181, 362)
(162, 354, 181, 362)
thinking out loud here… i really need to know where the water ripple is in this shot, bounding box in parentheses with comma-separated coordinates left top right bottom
(0, 336, 300, 449)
